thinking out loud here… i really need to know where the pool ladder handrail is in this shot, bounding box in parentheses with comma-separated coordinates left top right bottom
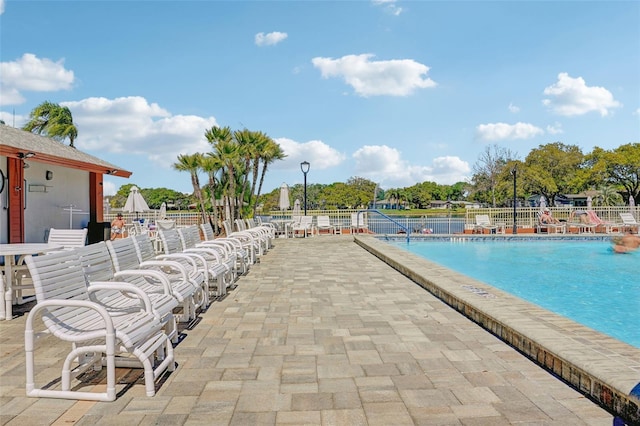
(357, 209, 411, 243)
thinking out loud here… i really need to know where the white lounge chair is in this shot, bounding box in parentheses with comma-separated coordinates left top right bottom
(350, 213, 368, 234)
(619, 213, 639, 234)
(316, 215, 335, 235)
(536, 210, 566, 234)
(474, 215, 505, 234)
(24, 249, 175, 401)
(292, 215, 315, 237)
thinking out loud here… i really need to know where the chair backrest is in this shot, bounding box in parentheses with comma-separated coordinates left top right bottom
(75, 242, 116, 282)
(133, 234, 157, 263)
(26, 249, 89, 305)
(222, 220, 234, 236)
(620, 213, 638, 224)
(475, 215, 491, 226)
(587, 211, 604, 225)
(317, 215, 331, 227)
(107, 237, 141, 271)
(177, 226, 201, 250)
(201, 223, 215, 241)
(235, 219, 247, 232)
(157, 229, 184, 255)
(156, 219, 176, 230)
(47, 228, 88, 248)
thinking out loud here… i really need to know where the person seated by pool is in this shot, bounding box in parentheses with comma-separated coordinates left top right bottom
(110, 213, 126, 240)
(539, 208, 561, 224)
(612, 230, 640, 254)
(568, 209, 594, 224)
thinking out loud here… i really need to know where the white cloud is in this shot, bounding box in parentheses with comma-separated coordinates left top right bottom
(255, 31, 288, 47)
(0, 53, 74, 105)
(546, 122, 563, 135)
(273, 137, 346, 170)
(634, 108, 640, 116)
(476, 122, 544, 141)
(102, 180, 117, 196)
(508, 102, 520, 113)
(62, 96, 217, 167)
(353, 145, 469, 187)
(372, 0, 403, 16)
(542, 72, 621, 117)
(0, 110, 26, 126)
(0, 0, 4, 15)
(312, 54, 436, 97)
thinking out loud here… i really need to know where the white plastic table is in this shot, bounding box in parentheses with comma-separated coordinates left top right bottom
(0, 243, 62, 320)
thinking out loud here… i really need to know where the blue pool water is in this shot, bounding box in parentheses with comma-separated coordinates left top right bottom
(390, 239, 639, 348)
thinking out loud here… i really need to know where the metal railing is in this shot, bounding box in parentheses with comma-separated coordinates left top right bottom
(104, 206, 639, 236)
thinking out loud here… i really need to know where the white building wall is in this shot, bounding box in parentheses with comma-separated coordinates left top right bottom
(23, 162, 90, 243)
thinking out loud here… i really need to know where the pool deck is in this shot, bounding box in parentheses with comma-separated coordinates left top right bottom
(0, 235, 636, 425)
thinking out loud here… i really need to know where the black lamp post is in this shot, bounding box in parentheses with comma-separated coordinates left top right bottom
(511, 165, 517, 235)
(300, 161, 310, 216)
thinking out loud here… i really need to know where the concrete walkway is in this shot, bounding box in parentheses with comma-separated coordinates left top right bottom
(0, 236, 613, 425)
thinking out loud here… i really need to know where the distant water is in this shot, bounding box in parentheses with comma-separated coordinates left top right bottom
(390, 240, 639, 348)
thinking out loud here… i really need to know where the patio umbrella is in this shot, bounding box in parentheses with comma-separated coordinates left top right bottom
(539, 195, 546, 209)
(292, 199, 301, 216)
(159, 202, 167, 219)
(279, 183, 290, 211)
(586, 196, 592, 210)
(630, 195, 636, 212)
(123, 185, 150, 219)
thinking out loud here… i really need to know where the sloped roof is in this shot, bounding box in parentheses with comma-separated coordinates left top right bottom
(0, 124, 131, 177)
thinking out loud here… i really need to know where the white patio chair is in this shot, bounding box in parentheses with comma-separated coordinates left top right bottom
(157, 228, 223, 302)
(108, 236, 202, 324)
(76, 242, 179, 341)
(24, 249, 175, 401)
(350, 213, 368, 234)
(200, 223, 250, 276)
(619, 213, 639, 234)
(14, 228, 89, 304)
(292, 215, 315, 237)
(177, 226, 234, 298)
(316, 215, 336, 235)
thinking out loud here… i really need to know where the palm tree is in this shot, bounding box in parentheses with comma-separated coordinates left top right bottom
(205, 126, 242, 222)
(234, 129, 258, 218)
(23, 101, 78, 148)
(200, 154, 224, 232)
(254, 137, 286, 216)
(172, 153, 207, 223)
(596, 185, 623, 206)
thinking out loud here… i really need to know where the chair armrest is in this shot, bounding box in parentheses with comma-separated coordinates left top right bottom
(26, 299, 117, 337)
(88, 281, 154, 313)
(113, 269, 173, 295)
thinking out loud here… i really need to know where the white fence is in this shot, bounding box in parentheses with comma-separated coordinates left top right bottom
(105, 206, 639, 235)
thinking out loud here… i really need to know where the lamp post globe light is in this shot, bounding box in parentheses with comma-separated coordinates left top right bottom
(300, 161, 310, 216)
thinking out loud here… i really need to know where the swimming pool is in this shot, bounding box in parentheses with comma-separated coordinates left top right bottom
(390, 239, 639, 348)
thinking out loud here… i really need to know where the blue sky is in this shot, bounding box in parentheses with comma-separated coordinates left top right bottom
(1, 0, 639, 197)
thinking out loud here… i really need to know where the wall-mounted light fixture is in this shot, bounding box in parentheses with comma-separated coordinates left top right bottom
(18, 152, 36, 159)
(46, 170, 53, 180)
(106, 169, 118, 175)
